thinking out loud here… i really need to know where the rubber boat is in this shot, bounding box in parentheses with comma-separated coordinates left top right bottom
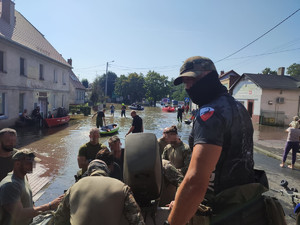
(129, 104, 144, 111)
(99, 123, 119, 136)
(44, 116, 70, 128)
(162, 106, 175, 112)
(184, 119, 192, 125)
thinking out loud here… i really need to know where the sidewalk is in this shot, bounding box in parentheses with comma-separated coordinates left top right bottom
(254, 139, 300, 170)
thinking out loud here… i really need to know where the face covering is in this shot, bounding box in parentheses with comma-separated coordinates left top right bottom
(185, 71, 227, 107)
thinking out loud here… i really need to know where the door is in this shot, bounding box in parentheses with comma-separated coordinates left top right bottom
(247, 100, 254, 118)
(38, 98, 48, 119)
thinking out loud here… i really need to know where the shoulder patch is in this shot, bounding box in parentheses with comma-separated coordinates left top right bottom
(199, 107, 214, 121)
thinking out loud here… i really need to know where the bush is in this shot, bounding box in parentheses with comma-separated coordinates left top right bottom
(69, 104, 91, 116)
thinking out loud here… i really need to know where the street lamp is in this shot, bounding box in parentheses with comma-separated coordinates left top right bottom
(105, 60, 114, 98)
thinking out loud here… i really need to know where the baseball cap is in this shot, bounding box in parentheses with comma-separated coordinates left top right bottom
(12, 149, 41, 162)
(174, 56, 217, 86)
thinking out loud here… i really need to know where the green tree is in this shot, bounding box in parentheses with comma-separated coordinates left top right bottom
(81, 78, 89, 88)
(287, 63, 300, 79)
(115, 75, 130, 103)
(144, 71, 170, 106)
(114, 73, 145, 103)
(90, 75, 105, 105)
(262, 68, 277, 75)
(127, 73, 145, 103)
(169, 78, 186, 101)
(106, 71, 118, 98)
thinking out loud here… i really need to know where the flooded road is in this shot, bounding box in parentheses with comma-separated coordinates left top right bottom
(14, 105, 289, 205)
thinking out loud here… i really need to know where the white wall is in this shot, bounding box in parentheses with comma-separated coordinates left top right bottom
(261, 89, 300, 125)
(0, 41, 71, 128)
(232, 77, 262, 116)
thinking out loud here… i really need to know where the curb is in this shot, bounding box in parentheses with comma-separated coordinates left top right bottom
(254, 145, 300, 170)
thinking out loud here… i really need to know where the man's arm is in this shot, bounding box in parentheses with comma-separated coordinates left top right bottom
(168, 143, 222, 225)
(126, 126, 134, 136)
(103, 114, 106, 126)
(123, 187, 145, 225)
(161, 146, 169, 160)
(50, 190, 71, 225)
(77, 146, 89, 171)
(77, 156, 88, 170)
(181, 145, 192, 175)
(92, 112, 97, 119)
(3, 195, 64, 222)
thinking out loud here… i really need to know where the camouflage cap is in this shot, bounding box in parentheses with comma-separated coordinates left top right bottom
(12, 149, 41, 162)
(87, 159, 110, 176)
(174, 56, 217, 86)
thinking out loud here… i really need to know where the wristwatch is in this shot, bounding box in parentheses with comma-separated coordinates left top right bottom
(163, 221, 170, 225)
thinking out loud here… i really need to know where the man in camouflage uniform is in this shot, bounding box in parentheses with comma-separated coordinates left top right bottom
(51, 159, 145, 225)
(157, 127, 169, 155)
(162, 125, 192, 175)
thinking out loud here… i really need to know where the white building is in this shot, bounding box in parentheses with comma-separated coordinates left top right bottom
(0, 0, 75, 128)
(230, 71, 300, 126)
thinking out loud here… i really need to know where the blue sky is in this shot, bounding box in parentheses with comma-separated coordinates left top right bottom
(15, 0, 300, 83)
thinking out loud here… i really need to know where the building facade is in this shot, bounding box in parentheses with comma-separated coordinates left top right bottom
(219, 70, 240, 94)
(231, 73, 300, 126)
(0, 0, 72, 128)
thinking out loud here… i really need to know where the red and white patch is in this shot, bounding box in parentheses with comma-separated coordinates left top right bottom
(199, 107, 214, 121)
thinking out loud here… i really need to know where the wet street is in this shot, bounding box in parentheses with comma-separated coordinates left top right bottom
(13, 105, 299, 224)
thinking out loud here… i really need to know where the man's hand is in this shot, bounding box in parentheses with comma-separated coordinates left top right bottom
(50, 194, 65, 210)
(166, 201, 175, 210)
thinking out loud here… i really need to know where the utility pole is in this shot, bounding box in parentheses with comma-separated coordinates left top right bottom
(105, 61, 114, 98)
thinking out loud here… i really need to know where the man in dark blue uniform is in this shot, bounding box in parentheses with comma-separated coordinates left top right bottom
(166, 56, 277, 225)
(126, 110, 143, 135)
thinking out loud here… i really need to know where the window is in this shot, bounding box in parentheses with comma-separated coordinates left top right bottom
(20, 57, 25, 76)
(62, 72, 66, 85)
(53, 95, 56, 109)
(53, 69, 57, 83)
(0, 51, 4, 72)
(19, 93, 25, 114)
(39, 64, 44, 80)
(0, 93, 5, 116)
(62, 95, 64, 107)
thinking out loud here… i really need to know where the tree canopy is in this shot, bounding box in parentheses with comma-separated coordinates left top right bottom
(287, 63, 300, 79)
(144, 71, 170, 105)
(87, 62, 300, 106)
(81, 78, 89, 88)
(169, 79, 186, 101)
(262, 68, 277, 75)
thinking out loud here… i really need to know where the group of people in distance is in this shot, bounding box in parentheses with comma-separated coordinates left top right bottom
(0, 55, 288, 225)
(176, 104, 194, 123)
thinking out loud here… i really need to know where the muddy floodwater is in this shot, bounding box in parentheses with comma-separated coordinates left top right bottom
(14, 105, 288, 205)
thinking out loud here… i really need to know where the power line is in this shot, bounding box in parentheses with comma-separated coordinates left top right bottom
(215, 8, 300, 63)
(219, 47, 300, 61)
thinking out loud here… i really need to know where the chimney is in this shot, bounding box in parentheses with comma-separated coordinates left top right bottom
(67, 58, 72, 66)
(1, 0, 15, 25)
(277, 67, 285, 76)
(220, 71, 224, 77)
